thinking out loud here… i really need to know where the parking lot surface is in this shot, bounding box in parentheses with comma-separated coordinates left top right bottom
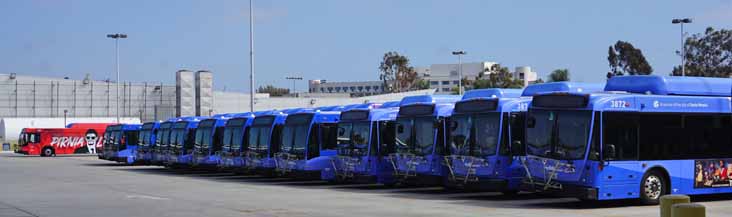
(1, 153, 731, 217)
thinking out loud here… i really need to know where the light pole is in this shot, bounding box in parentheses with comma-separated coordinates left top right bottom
(451, 51, 466, 95)
(285, 76, 303, 94)
(672, 18, 692, 76)
(249, 0, 255, 112)
(107, 33, 127, 123)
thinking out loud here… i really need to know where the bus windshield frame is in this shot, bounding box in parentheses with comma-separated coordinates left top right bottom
(526, 109, 592, 160)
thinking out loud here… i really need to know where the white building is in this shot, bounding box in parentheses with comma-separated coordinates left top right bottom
(420, 62, 539, 94)
(307, 80, 385, 96)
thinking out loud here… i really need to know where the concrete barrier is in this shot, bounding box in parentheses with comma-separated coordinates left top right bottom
(660, 194, 690, 217)
(672, 203, 705, 217)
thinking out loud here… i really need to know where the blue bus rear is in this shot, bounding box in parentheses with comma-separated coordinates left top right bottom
(386, 95, 461, 186)
(165, 117, 204, 166)
(443, 89, 529, 192)
(136, 122, 160, 165)
(274, 107, 343, 179)
(522, 76, 732, 205)
(191, 114, 235, 169)
(321, 102, 399, 183)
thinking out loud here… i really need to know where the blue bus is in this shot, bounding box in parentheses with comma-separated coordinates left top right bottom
(191, 114, 235, 169)
(443, 88, 528, 193)
(151, 119, 176, 166)
(165, 116, 205, 166)
(522, 75, 732, 204)
(274, 106, 346, 179)
(387, 95, 461, 185)
(251, 108, 302, 174)
(321, 101, 400, 183)
(105, 124, 142, 164)
(218, 112, 255, 171)
(135, 121, 161, 165)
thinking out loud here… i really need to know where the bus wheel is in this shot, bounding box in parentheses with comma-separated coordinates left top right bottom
(640, 170, 667, 205)
(41, 147, 54, 157)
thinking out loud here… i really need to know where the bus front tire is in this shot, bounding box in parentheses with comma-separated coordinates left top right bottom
(41, 147, 54, 157)
(640, 169, 667, 205)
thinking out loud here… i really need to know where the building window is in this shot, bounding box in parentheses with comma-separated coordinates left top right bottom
(373, 86, 379, 91)
(450, 71, 458, 76)
(320, 87, 324, 92)
(350, 86, 356, 92)
(430, 81, 439, 85)
(452, 80, 459, 85)
(365, 86, 372, 92)
(442, 81, 450, 85)
(442, 88, 451, 92)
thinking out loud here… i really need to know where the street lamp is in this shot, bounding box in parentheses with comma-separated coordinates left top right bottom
(285, 76, 303, 94)
(672, 18, 692, 76)
(451, 51, 466, 95)
(249, 0, 256, 112)
(106, 33, 127, 123)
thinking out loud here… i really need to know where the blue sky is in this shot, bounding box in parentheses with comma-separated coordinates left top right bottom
(1, 0, 731, 92)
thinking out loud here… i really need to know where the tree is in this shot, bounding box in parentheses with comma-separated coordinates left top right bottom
(257, 85, 289, 97)
(672, 27, 732, 77)
(413, 79, 430, 90)
(548, 69, 570, 82)
(379, 52, 418, 93)
(607, 41, 653, 77)
(472, 64, 524, 89)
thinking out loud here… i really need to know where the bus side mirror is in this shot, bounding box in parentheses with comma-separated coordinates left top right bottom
(449, 120, 458, 131)
(527, 117, 536, 128)
(603, 144, 616, 160)
(511, 140, 523, 155)
(337, 127, 346, 136)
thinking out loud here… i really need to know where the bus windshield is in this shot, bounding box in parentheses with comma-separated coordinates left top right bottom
(222, 119, 246, 152)
(449, 114, 500, 157)
(156, 123, 171, 148)
(526, 110, 592, 160)
(280, 124, 309, 154)
(195, 127, 213, 151)
(247, 125, 271, 154)
(336, 121, 371, 156)
(139, 128, 152, 147)
(395, 117, 435, 156)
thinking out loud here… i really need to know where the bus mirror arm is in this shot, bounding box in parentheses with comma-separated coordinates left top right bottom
(510, 140, 523, 156)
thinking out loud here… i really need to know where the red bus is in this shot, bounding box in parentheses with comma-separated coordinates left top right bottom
(16, 123, 114, 156)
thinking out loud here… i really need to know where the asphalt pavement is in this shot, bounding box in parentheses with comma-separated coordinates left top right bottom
(1, 153, 731, 217)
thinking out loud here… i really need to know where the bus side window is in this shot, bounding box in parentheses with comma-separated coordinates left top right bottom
(320, 124, 338, 151)
(185, 129, 196, 150)
(380, 122, 396, 157)
(509, 113, 526, 156)
(212, 127, 224, 152)
(588, 111, 601, 161)
(270, 125, 283, 157)
(369, 122, 378, 156)
(307, 126, 320, 159)
(499, 113, 510, 156)
(604, 112, 639, 161)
